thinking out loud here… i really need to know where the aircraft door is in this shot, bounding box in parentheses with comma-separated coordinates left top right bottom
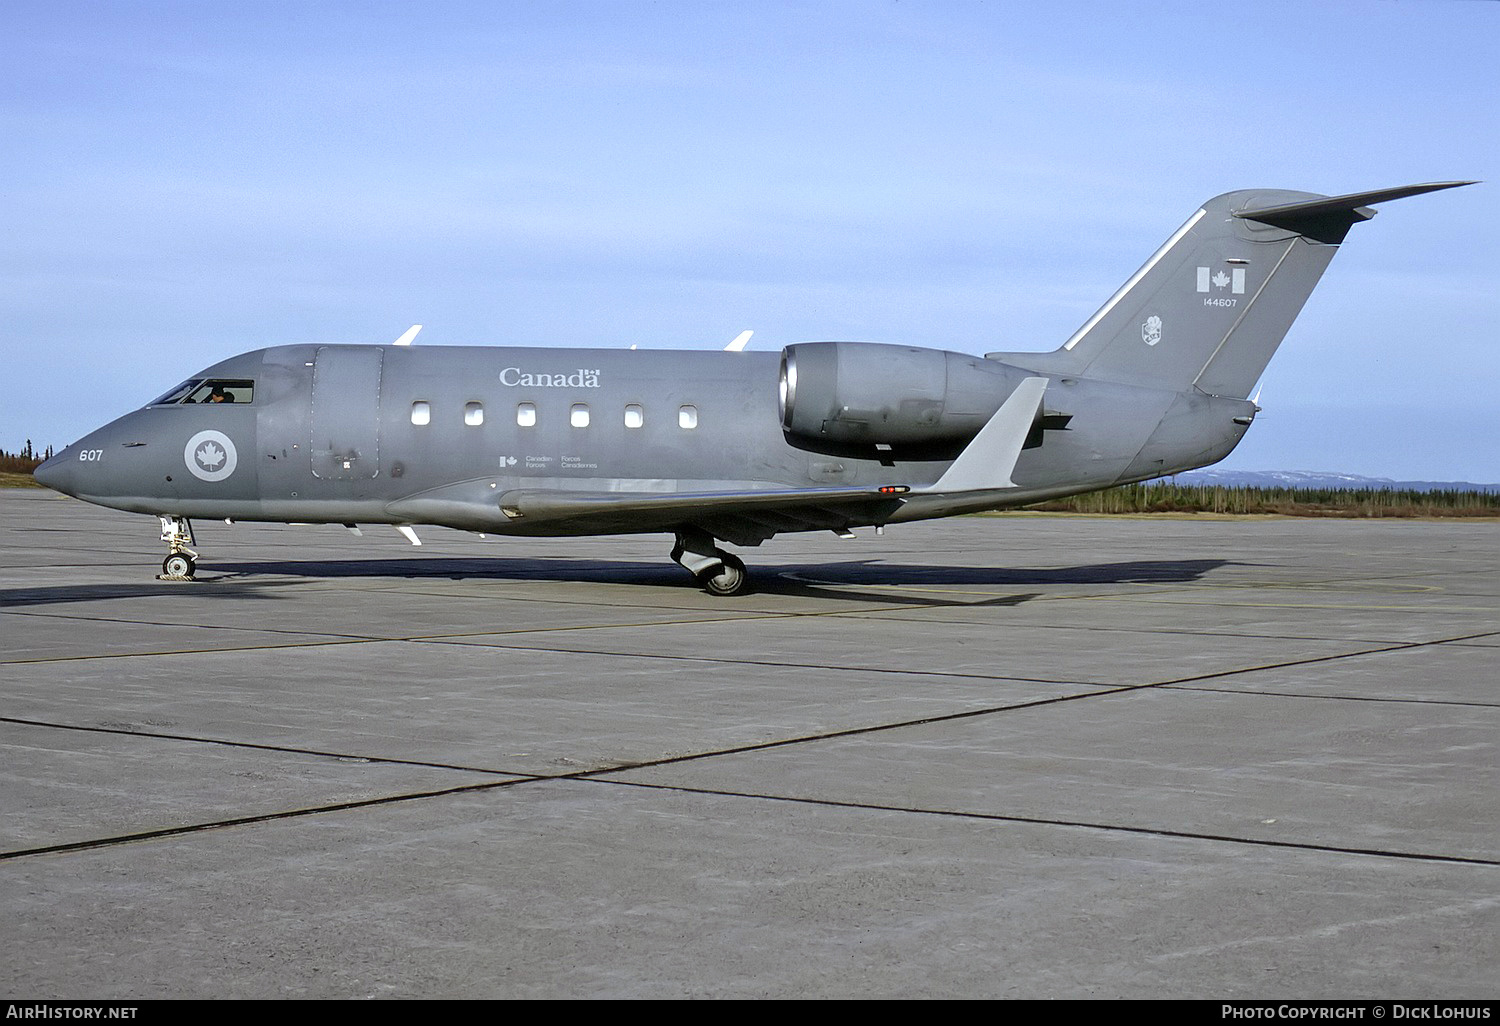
(310, 346, 383, 480)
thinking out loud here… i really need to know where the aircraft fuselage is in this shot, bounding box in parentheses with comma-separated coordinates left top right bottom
(40, 342, 1251, 539)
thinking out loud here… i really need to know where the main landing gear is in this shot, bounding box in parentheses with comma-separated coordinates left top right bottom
(158, 515, 198, 580)
(671, 530, 749, 596)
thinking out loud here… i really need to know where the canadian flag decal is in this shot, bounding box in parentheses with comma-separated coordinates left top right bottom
(1197, 266, 1246, 294)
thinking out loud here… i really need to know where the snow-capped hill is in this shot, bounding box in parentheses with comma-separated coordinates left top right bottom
(1166, 470, 1500, 493)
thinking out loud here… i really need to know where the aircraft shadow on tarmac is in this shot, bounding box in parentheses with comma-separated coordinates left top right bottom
(0, 558, 1235, 611)
(0, 579, 296, 609)
(222, 554, 1234, 584)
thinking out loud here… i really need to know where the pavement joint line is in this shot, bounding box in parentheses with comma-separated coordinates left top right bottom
(1161, 684, 1500, 709)
(0, 636, 384, 666)
(9, 762, 1497, 869)
(826, 608, 1471, 647)
(0, 606, 767, 644)
(579, 778, 1500, 869)
(0, 608, 867, 665)
(1066, 596, 1497, 613)
(0, 715, 533, 777)
(407, 627, 1494, 689)
(0, 608, 417, 644)
(0, 776, 541, 862)
(0, 597, 1005, 663)
(408, 637, 1122, 687)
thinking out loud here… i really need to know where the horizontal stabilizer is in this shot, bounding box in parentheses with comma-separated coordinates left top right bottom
(1233, 182, 1476, 243)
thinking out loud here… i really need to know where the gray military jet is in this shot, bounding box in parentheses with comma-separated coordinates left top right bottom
(35, 182, 1471, 595)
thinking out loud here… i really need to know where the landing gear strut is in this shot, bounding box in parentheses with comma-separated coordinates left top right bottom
(671, 530, 749, 596)
(158, 515, 198, 580)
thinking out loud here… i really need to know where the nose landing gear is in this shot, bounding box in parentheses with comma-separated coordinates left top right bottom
(158, 515, 198, 580)
(671, 529, 749, 596)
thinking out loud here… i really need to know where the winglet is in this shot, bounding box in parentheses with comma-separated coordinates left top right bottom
(393, 324, 423, 346)
(725, 330, 753, 352)
(924, 377, 1048, 493)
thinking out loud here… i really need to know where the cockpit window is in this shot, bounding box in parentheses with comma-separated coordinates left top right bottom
(150, 379, 203, 405)
(149, 378, 255, 405)
(183, 379, 255, 405)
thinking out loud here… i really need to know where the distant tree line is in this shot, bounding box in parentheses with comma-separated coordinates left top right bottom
(1025, 481, 1500, 517)
(0, 442, 52, 474)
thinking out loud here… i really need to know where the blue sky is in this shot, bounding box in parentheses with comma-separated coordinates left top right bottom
(4, 0, 1496, 480)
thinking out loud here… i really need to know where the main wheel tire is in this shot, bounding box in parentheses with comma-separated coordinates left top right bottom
(162, 553, 195, 579)
(698, 553, 747, 596)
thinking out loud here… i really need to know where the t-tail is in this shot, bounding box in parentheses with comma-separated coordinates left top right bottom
(1001, 182, 1475, 398)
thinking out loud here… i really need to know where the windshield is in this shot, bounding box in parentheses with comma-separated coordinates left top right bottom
(149, 379, 203, 405)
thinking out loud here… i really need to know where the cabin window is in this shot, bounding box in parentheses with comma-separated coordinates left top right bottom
(678, 405, 698, 430)
(516, 402, 537, 427)
(410, 401, 431, 426)
(570, 403, 590, 428)
(464, 402, 484, 426)
(624, 404, 644, 429)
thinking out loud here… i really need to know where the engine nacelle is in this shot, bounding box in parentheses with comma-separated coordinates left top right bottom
(779, 341, 1018, 458)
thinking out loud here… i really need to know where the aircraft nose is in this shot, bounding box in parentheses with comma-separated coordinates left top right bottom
(33, 450, 75, 495)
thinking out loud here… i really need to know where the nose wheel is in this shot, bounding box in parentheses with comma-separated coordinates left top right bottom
(158, 515, 199, 580)
(671, 530, 750, 596)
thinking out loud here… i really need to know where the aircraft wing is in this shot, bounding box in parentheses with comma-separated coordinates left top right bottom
(496, 484, 913, 545)
(388, 483, 909, 546)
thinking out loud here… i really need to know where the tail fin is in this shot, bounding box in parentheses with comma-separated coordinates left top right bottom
(999, 182, 1473, 398)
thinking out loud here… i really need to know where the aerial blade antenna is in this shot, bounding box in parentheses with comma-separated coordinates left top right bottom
(725, 330, 753, 352)
(392, 324, 423, 346)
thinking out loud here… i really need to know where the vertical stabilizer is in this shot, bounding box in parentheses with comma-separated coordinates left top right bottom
(1004, 182, 1472, 399)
